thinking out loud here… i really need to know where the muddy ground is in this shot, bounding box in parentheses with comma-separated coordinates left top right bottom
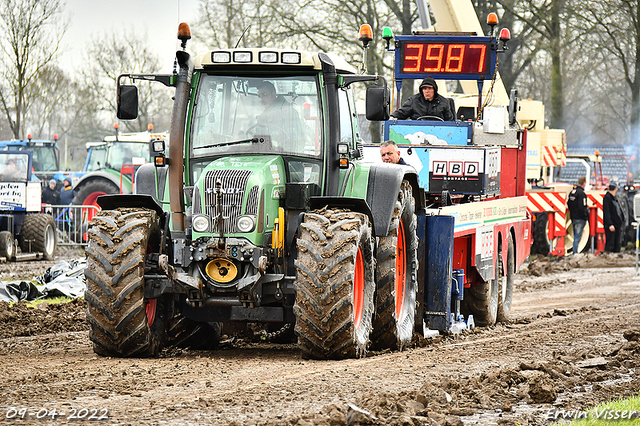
(0, 251, 639, 425)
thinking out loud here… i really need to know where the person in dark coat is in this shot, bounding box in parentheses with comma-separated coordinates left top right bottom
(380, 140, 407, 165)
(603, 181, 623, 253)
(42, 179, 60, 205)
(59, 177, 74, 205)
(567, 176, 589, 254)
(390, 76, 455, 121)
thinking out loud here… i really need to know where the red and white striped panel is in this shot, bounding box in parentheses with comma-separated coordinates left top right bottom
(527, 192, 567, 235)
(542, 145, 557, 166)
(587, 192, 604, 232)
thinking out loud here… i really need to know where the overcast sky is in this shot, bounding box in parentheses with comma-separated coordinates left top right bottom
(60, 0, 201, 73)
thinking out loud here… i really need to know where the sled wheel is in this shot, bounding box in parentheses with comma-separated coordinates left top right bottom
(497, 235, 515, 322)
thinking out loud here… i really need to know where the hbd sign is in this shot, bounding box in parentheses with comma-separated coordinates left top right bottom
(427, 147, 500, 195)
(433, 161, 479, 177)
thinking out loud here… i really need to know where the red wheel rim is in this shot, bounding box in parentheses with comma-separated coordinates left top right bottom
(395, 220, 406, 318)
(146, 298, 157, 327)
(353, 247, 365, 329)
(83, 192, 107, 222)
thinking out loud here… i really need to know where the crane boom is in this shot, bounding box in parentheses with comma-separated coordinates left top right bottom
(426, 0, 510, 106)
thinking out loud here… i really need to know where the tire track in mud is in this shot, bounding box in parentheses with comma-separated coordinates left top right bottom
(0, 266, 639, 425)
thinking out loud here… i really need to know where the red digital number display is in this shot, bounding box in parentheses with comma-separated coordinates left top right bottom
(400, 42, 489, 75)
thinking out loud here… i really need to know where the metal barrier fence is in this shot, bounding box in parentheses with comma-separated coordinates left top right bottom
(42, 204, 100, 247)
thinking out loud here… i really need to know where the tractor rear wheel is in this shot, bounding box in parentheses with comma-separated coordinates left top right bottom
(462, 248, 499, 327)
(497, 235, 515, 323)
(294, 208, 375, 359)
(0, 231, 14, 259)
(73, 180, 119, 209)
(371, 181, 418, 350)
(84, 208, 165, 357)
(19, 214, 56, 260)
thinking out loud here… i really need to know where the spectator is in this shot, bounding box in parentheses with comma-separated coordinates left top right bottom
(603, 181, 623, 253)
(390, 76, 455, 121)
(380, 141, 408, 165)
(60, 177, 74, 205)
(567, 176, 589, 255)
(42, 179, 60, 205)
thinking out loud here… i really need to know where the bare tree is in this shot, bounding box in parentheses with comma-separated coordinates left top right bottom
(0, 0, 67, 139)
(576, 0, 639, 148)
(79, 29, 173, 134)
(494, 0, 575, 129)
(193, 0, 284, 51)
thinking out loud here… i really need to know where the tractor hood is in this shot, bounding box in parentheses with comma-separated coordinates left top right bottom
(191, 155, 286, 245)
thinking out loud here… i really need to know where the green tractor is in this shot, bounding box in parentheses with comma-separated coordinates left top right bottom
(84, 24, 421, 359)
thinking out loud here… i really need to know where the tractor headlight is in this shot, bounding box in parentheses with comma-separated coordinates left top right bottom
(192, 215, 210, 233)
(236, 215, 256, 233)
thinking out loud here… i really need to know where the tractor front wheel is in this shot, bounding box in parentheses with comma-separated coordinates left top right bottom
(294, 208, 375, 359)
(84, 208, 165, 357)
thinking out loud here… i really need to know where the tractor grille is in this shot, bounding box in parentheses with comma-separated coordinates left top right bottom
(245, 185, 260, 215)
(202, 169, 252, 233)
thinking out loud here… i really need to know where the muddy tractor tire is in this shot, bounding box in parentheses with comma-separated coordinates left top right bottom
(462, 247, 500, 327)
(84, 208, 165, 357)
(19, 214, 56, 260)
(0, 231, 14, 259)
(497, 235, 515, 323)
(73, 180, 119, 208)
(371, 181, 419, 350)
(294, 209, 375, 359)
(532, 213, 551, 255)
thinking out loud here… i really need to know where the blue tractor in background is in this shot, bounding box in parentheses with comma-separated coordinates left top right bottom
(0, 135, 83, 189)
(0, 151, 57, 260)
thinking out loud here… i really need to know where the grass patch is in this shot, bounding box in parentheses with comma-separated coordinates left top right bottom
(10, 296, 74, 308)
(549, 394, 640, 425)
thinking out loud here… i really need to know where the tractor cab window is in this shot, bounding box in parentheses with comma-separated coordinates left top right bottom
(338, 87, 354, 144)
(106, 142, 149, 171)
(0, 153, 29, 182)
(30, 146, 58, 172)
(86, 145, 108, 171)
(191, 74, 322, 158)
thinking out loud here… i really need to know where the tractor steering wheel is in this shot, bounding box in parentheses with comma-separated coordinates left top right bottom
(245, 123, 288, 141)
(417, 115, 445, 122)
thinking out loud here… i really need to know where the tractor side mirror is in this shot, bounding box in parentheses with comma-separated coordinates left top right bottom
(117, 85, 139, 120)
(365, 86, 390, 121)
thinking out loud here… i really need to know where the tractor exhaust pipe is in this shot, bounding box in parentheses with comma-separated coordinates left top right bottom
(168, 23, 193, 232)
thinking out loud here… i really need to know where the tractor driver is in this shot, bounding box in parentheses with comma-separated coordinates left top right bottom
(0, 157, 25, 181)
(253, 81, 303, 151)
(391, 76, 455, 121)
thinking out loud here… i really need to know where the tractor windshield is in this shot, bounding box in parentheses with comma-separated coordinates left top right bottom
(0, 152, 30, 182)
(105, 142, 149, 170)
(85, 145, 108, 171)
(191, 74, 322, 158)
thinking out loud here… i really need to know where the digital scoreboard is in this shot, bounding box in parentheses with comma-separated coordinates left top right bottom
(394, 35, 497, 81)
